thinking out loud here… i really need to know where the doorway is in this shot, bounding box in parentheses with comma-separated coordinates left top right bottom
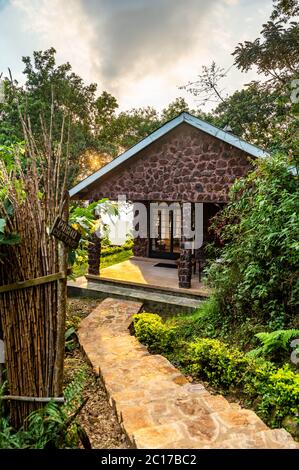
(149, 203, 181, 259)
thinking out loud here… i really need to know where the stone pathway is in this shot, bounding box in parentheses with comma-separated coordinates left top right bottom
(78, 298, 298, 449)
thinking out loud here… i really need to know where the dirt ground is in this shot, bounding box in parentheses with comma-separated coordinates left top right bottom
(65, 297, 131, 449)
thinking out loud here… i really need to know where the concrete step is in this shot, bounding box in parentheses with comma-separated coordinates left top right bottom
(68, 277, 203, 310)
(87, 275, 209, 300)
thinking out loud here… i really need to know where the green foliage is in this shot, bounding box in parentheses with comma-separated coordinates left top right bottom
(212, 83, 292, 151)
(250, 364, 299, 427)
(166, 300, 271, 351)
(0, 368, 87, 449)
(134, 313, 299, 429)
(232, 6, 299, 87)
(186, 338, 253, 389)
(133, 313, 176, 353)
(69, 199, 113, 237)
(166, 297, 221, 340)
(101, 239, 133, 258)
(95, 106, 160, 158)
(207, 154, 299, 327)
(1, 48, 98, 184)
(65, 326, 77, 353)
(69, 199, 118, 272)
(0, 144, 23, 172)
(247, 329, 299, 360)
(161, 97, 192, 121)
(0, 196, 20, 253)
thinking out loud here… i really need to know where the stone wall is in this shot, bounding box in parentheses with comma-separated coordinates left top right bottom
(87, 122, 253, 203)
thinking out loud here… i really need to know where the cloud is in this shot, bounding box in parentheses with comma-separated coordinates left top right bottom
(2, 0, 273, 111)
(10, 0, 98, 83)
(83, 0, 215, 84)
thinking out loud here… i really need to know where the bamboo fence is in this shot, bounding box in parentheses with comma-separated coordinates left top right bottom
(0, 100, 70, 427)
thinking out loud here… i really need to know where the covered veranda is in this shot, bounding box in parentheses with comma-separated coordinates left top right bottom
(86, 256, 211, 297)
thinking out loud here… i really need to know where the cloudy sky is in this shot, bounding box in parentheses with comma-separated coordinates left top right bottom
(0, 0, 273, 112)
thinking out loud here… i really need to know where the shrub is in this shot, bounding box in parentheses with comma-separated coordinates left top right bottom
(185, 338, 253, 389)
(186, 339, 298, 428)
(207, 154, 299, 326)
(133, 313, 176, 353)
(134, 313, 299, 430)
(248, 365, 299, 428)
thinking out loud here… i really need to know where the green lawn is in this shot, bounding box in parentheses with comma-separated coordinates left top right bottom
(72, 248, 133, 278)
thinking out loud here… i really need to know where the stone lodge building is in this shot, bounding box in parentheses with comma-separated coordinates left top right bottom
(70, 112, 268, 288)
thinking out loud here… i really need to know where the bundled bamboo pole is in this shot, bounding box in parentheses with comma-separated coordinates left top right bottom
(0, 97, 70, 427)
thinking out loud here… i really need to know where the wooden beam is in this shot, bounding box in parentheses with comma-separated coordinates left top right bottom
(0, 272, 65, 294)
(1, 395, 64, 403)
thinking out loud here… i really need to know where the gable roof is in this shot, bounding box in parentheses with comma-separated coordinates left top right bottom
(70, 112, 269, 198)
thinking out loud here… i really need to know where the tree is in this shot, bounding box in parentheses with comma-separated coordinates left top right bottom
(95, 91, 119, 128)
(208, 154, 299, 328)
(95, 106, 160, 157)
(180, 62, 228, 106)
(271, 0, 299, 19)
(161, 97, 191, 121)
(232, 3, 299, 88)
(182, 1, 299, 155)
(212, 82, 293, 151)
(1, 48, 98, 184)
(2, 48, 209, 184)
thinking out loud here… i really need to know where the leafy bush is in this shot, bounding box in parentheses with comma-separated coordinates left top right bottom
(0, 199, 20, 252)
(69, 199, 118, 270)
(185, 338, 253, 389)
(134, 313, 299, 431)
(252, 365, 299, 429)
(207, 154, 299, 327)
(0, 368, 89, 449)
(133, 313, 176, 353)
(247, 329, 299, 361)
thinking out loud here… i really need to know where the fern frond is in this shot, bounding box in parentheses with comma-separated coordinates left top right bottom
(248, 329, 299, 358)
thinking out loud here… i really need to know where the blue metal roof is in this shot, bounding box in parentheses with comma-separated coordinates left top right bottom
(70, 112, 269, 197)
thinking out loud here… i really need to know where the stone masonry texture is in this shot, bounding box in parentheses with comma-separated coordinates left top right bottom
(178, 249, 192, 288)
(86, 123, 253, 203)
(78, 298, 298, 449)
(88, 233, 101, 275)
(132, 237, 149, 257)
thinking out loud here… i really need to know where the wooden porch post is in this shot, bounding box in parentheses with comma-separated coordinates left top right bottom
(88, 233, 101, 275)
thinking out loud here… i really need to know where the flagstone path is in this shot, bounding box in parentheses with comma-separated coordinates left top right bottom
(78, 298, 298, 449)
